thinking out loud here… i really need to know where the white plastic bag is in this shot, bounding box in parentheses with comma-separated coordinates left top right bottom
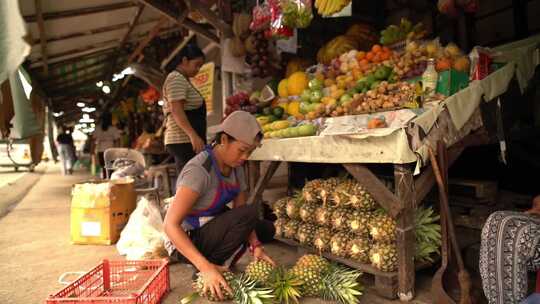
(116, 197, 166, 260)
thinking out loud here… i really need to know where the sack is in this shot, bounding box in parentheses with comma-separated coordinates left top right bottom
(116, 197, 168, 260)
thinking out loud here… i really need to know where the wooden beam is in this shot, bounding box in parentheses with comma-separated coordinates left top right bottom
(106, 4, 146, 81)
(394, 164, 415, 301)
(414, 145, 465, 205)
(34, 0, 48, 76)
(343, 164, 402, 218)
(186, 0, 233, 37)
(32, 18, 161, 46)
(137, 0, 220, 44)
(48, 75, 104, 95)
(24, 2, 136, 22)
(128, 17, 168, 63)
(42, 57, 113, 83)
(247, 161, 280, 205)
(29, 26, 182, 68)
(413, 131, 490, 204)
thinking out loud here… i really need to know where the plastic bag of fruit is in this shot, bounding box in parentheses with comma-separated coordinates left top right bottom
(266, 0, 294, 39)
(281, 0, 313, 29)
(250, 0, 272, 31)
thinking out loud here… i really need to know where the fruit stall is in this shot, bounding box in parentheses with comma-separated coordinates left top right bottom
(222, 1, 540, 301)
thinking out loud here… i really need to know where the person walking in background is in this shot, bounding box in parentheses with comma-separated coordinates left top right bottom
(162, 44, 207, 174)
(56, 127, 74, 175)
(92, 112, 121, 179)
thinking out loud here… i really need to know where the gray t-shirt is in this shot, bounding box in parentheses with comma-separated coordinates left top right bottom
(165, 150, 248, 254)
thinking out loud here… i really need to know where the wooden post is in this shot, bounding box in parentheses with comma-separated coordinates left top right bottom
(247, 160, 261, 194)
(394, 163, 415, 301)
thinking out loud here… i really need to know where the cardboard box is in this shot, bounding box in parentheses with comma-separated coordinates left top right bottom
(437, 69, 469, 96)
(70, 178, 136, 245)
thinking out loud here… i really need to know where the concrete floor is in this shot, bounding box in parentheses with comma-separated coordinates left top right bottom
(0, 163, 437, 304)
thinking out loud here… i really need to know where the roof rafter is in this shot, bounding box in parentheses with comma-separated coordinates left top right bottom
(24, 2, 136, 22)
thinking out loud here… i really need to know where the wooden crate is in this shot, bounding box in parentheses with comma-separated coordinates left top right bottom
(448, 179, 498, 200)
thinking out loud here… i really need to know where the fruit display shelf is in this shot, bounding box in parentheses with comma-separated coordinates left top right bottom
(275, 236, 435, 298)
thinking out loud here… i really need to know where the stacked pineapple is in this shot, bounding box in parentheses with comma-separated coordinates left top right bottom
(272, 177, 441, 273)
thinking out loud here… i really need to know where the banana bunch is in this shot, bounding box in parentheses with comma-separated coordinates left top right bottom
(315, 0, 351, 17)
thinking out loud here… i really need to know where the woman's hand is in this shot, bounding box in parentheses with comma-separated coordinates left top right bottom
(525, 195, 540, 216)
(199, 263, 232, 300)
(189, 133, 205, 154)
(252, 246, 276, 266)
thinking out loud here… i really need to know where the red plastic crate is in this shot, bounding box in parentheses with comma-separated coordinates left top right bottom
(46, 259, 170, 304)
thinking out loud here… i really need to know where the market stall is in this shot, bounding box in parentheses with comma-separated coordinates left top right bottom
(221, 3, 540, 299)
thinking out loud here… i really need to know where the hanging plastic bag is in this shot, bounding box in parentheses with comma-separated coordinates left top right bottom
(250, 1, 272, 32)
(281, 0, 313, 29)
(116, 197, 168, 260)
(266, 0, 293, 39)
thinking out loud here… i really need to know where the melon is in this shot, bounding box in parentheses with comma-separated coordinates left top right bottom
(287, 72, 309, 96)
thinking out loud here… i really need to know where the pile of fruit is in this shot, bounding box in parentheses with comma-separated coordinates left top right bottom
(272, 177, 441, 272)
(183, 254, 364, 304)
(379, 18, 426, 46)
(260, 119, 318, 139)
(317, 24, 379, 65)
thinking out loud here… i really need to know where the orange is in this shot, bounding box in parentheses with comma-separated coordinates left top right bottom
(365, 52, 374, 61)
(359, 59, 369, 67)
(371, 44, 382, 53)
(356, 51, 366, 60)
(372, 54, 381, 63)
(380, 51, 391, 61)
(382, 46, 391, 53)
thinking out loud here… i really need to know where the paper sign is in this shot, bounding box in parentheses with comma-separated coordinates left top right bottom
(81, 221, 101, 237)
(190, 62, 215, 114)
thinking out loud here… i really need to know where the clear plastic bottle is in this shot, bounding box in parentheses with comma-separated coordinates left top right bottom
(422, 58, 438, 96)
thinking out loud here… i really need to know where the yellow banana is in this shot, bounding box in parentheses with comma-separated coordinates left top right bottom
(318, 0, 330, 15)
(327, 0, 342, 15)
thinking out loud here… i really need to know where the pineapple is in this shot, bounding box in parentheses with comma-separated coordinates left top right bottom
(348, 238, 371, 264)
(331, 208, 352, 231)
(314, 205, 334, 227)
(290, 254, 330, 297)
(302, 179, 324, 203)
(274, 218, 288, 238)
(319, 177, 342, 205)
(245, 260, 275, 285)
(313, 227, 333, 252)
(299, 202, 318, 223)
(290, 256, 364, 303)
(245, 262, 303, 304)
(283, 220, 301, 239)
(289, 267, 323, 297)
(294, 254, 331, 274)
(297, 223, 318, 246)
(414, 206, 441, 263)
(286, 197, 302, 220)
(346, 210, 372, 237)
(189, 271, 274, 303)
(272, 197, 289, 218)
(370, 243, 398, 272)
(368, 210, 397, 243)
(333, 179, 378, 211)
(330, 232, 354, 258)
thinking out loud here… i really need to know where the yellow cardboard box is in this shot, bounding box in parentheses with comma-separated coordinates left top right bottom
(70, 178, 136, 245)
